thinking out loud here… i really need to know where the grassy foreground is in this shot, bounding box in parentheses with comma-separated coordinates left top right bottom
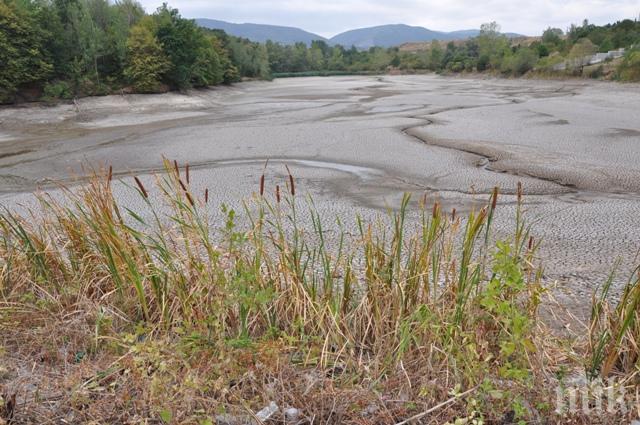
(1, 161, 639, 424)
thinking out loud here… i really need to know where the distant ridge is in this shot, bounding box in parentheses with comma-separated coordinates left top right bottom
(196, 19, 326, 45)
(196, 19, 524, 48)
(329, 24, 481, 49)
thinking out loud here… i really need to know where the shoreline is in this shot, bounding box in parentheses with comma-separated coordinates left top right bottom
(3, 71, 639, 109)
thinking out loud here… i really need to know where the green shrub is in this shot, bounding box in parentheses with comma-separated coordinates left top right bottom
(42, 81, 72, 101)
(617, 49, 640, 81)
(503, 48, 538, 76)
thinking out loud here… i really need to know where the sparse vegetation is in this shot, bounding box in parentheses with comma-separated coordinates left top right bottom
(1, 162, 639, 423)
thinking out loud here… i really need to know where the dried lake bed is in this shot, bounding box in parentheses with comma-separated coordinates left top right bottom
(1, 75, 640, 310)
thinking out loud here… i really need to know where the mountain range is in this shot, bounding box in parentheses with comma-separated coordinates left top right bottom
(196, 19, 523, 49)
(196, 19, 324, 45)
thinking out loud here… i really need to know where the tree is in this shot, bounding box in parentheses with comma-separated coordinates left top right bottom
(428, 40, 443, 70)
(367, 48, 391, 71)
(477, 22, 509, 70)
(154, 4, 210, 89)
(124, 22, 170, 92)
(191, 35, 224, 86)
(480, 21, 500, 37)
(542, 27, 563, 45)
(73, 0, 107, 86)
(0, 0, 53, 102)
(102, 0, 144, 79)
(207, 32, 240, 83)
(306, 42, 325, 70)
(227, 37, 270, 78)
(327, 47, 345, 70)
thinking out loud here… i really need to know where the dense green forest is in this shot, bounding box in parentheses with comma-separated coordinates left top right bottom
(1, 0, 639, 104)
(0, 0, 270, 103)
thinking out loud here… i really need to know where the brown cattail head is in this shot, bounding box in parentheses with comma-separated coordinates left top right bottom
(173, 160, 180, 177)
(204, 188, 209, 204)
(285, 165, 295, 196)
(134, 176, 148, 198)
(517, 181, 523, 203)
(451, 208, 457, 221)
(528, 236, 534, 250)
(107, 165, 113, 183)
(259, 174, 265, 196)
(185, 163, 190, 184)
(432, 201, 440, 219)
(185, 192, 194, 206)
(491, 186, 499, 211)
(276, 185, 281, 203)
(177, 179, 194, 205)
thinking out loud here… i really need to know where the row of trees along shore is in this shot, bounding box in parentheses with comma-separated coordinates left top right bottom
(1, 0, 640, 104)
(267, 20, 639, 79)
(0, 0, 270, 103)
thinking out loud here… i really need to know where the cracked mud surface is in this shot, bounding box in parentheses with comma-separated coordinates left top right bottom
(2, 75, 640, 311)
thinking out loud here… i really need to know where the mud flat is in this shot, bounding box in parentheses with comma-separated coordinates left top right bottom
(2, 75, 640, 311)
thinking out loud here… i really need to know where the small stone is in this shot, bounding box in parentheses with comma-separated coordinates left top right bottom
(361, 403, 379, 416)
(215, 414, 251, 425)
(255, 401, 279, 422)
(284, 407, 301, 422)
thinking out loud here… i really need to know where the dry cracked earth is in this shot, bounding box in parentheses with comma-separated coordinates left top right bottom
(2, 74, 640, 312)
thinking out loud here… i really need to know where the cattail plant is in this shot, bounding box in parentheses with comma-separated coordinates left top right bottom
(3, 160, 636, 423)
(134, 176, 148, 198)
(178, 179, 194, 206)
(285, 164, 295, 196)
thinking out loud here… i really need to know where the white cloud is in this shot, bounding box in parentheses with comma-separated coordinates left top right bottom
(138, 0, 640, 37)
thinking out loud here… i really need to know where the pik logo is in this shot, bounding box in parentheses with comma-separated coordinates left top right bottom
(555, 377, 632, 415)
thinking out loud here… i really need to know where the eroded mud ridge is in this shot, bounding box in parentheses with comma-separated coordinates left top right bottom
(2, 75, 640, 308)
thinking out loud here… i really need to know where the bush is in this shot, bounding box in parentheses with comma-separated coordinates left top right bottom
(477, 54, 490, 71)
(77, 77, 111, 97)
(503, 48, 538, 76)
(617, 49, 640, 81)
(42, 80, 72, 101)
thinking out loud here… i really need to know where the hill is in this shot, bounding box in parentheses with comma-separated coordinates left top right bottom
(195, 20, 524, 49)
(328, 24, 480, 49)
(196, 18, 326, 45)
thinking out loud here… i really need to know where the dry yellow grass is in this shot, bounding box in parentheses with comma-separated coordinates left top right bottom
(0, 162, 638, 423)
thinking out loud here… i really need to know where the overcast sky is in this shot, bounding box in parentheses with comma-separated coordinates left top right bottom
(138, 0, 640, 37)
